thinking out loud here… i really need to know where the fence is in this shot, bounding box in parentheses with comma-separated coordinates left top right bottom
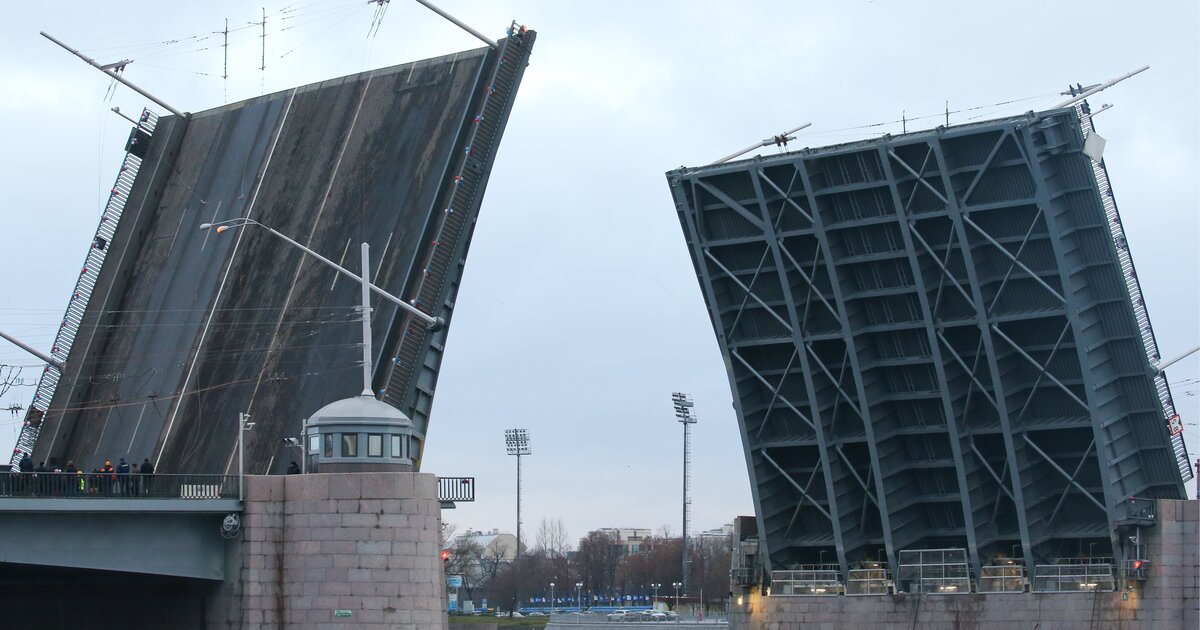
(770, 566, 843, 596)
(846, 567, 892, 595)
(1032, 561, 1116, 593)
(0, 472, 238, 499)
(438, 477, 475, 502)
(897, 548, 971, 594)
(978, 564, 1025, 593)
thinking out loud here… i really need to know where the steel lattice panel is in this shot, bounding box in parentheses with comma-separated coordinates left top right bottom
(667, 107, 1188, 579)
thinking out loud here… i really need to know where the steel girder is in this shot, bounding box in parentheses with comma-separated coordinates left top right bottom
(667, 107, 1188, 576)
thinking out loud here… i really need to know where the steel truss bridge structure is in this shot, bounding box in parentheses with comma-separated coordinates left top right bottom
(12, 26, 535, 476)
(667, 104, 1191, 585)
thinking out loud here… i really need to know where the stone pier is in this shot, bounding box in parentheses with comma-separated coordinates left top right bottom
(208, 472, 447, 629)
(732, 499, 1198, 629)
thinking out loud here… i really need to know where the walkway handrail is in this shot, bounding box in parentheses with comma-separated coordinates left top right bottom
(0, 472, 237, 499)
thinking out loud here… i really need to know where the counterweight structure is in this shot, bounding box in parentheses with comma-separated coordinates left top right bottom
(14, 27, 535, 475)
(667, 105, 1190, 584)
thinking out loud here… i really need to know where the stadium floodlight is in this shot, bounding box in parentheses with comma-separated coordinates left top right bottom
(504, 428, 531, 616)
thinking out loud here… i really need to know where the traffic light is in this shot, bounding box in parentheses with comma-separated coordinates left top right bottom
(441, 549, 450, 562)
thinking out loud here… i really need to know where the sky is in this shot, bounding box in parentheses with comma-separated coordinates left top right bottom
(0, 1, 1197, 545)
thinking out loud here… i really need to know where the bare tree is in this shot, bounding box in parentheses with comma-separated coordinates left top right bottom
(445, 532, 485, 602)
(576, 530, 622, 596)
(441, 521, 458, 549)
(534, 517, 570, 558)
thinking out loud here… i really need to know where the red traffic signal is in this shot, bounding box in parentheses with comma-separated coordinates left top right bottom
(441, 549, 450, 561)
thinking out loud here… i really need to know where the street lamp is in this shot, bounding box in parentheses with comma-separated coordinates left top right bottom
(203, 218, 445, 476)
(505, 428, 531, 617)
(672, 581, 682, 611)
(652, 582, 661, 607)
(200, 218, 443, 332)
(550, 582, 555, 615)
(576, 582, 583, 612)
(237, 412, 254, 500)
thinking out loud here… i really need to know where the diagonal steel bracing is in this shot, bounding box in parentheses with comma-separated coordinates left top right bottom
(1021, 434, 1105, 513)
(1016, 124, 1127, 527)
(792, 159, 898, 577)
(912, 142, 1037, 571)
(731, 350, 815, 432)
(1046, 439, 1097, 526)
(879, 143, 981, 575)
(668, 109, 1188, 581)
(762, 450, 833, 521)
(748, 163, 852, 575)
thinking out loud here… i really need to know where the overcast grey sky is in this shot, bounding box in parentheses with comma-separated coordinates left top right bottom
(1, 1, 1196, 543)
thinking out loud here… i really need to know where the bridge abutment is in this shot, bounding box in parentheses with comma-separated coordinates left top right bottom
(209, 472, 447, 629)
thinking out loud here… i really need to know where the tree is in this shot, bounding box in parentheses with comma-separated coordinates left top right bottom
(445, 532, 485, 602)
(576, 530, 622, 596)
(534, 517, 570, 559)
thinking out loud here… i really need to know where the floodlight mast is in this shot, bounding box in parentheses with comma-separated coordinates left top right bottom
(672, 392, 697, 595)
(504, 428, 531, 616)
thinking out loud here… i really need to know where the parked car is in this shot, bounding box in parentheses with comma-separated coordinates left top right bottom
(644, 610, 667, 620)
(607, 609, 631, 621)
(662, 610, 679, 621)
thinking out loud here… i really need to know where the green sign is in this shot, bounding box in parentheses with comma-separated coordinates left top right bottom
(333, 610, 352, 618)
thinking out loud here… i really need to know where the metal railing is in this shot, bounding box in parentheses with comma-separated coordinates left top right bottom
(897, 548, 971, 594)
(0, 472, 237, 499)
(770, 566, 843, 596)
(438, 476, 475, 502)
(1075, 103, 1192, 482)
(846, 567, 892, 595)
(9, 110, 160, 471)
(978, 564, 1026, 593)
(1032, 561, 1115, 593)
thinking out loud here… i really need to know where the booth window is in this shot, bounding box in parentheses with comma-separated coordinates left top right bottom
(368, 434, 383, 457)
(342, 433, 359, 457)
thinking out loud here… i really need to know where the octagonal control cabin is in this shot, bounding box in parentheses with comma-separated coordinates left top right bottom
(303, 395, 422, 473)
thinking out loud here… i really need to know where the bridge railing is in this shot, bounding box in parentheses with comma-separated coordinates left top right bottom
(0, 472, 238, 499)
(438, 476, 475, 502)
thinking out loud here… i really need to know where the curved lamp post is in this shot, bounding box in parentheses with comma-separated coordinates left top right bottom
(200, 218, 444, 332)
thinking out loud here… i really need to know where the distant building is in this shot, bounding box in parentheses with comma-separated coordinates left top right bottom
(458, 528, 517, 562)
(697, 524, 734, 541)
(596, 527, 653, 555)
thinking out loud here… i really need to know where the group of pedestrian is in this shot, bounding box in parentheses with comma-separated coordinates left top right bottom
(5, 453, 155, 497)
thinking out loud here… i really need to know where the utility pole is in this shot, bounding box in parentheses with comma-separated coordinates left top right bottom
(672, 392, 697, 594)
(222, 18, 229, 102)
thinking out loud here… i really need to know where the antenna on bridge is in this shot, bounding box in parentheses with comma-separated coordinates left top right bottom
(708, 123, 812, 166)
(1053, 66, 1149, 108)
(41, 32, 184, 117)
(0, 330, 62, 371)
(411, 0, 498, 49)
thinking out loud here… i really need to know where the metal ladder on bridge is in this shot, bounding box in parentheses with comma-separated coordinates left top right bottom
(9, 110, 160, 470)
(1075, 103, 1192, 482)
(383, 26, 530, 409)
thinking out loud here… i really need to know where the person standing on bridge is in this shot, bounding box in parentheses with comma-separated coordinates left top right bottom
(140, 458, 154, 496)
(101, 460, 116, 496)
(116, 458, 130, 495)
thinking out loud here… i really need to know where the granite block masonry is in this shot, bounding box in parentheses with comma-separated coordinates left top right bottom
(208, 472, 447, 629)
(731, 499, 1199, 630)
